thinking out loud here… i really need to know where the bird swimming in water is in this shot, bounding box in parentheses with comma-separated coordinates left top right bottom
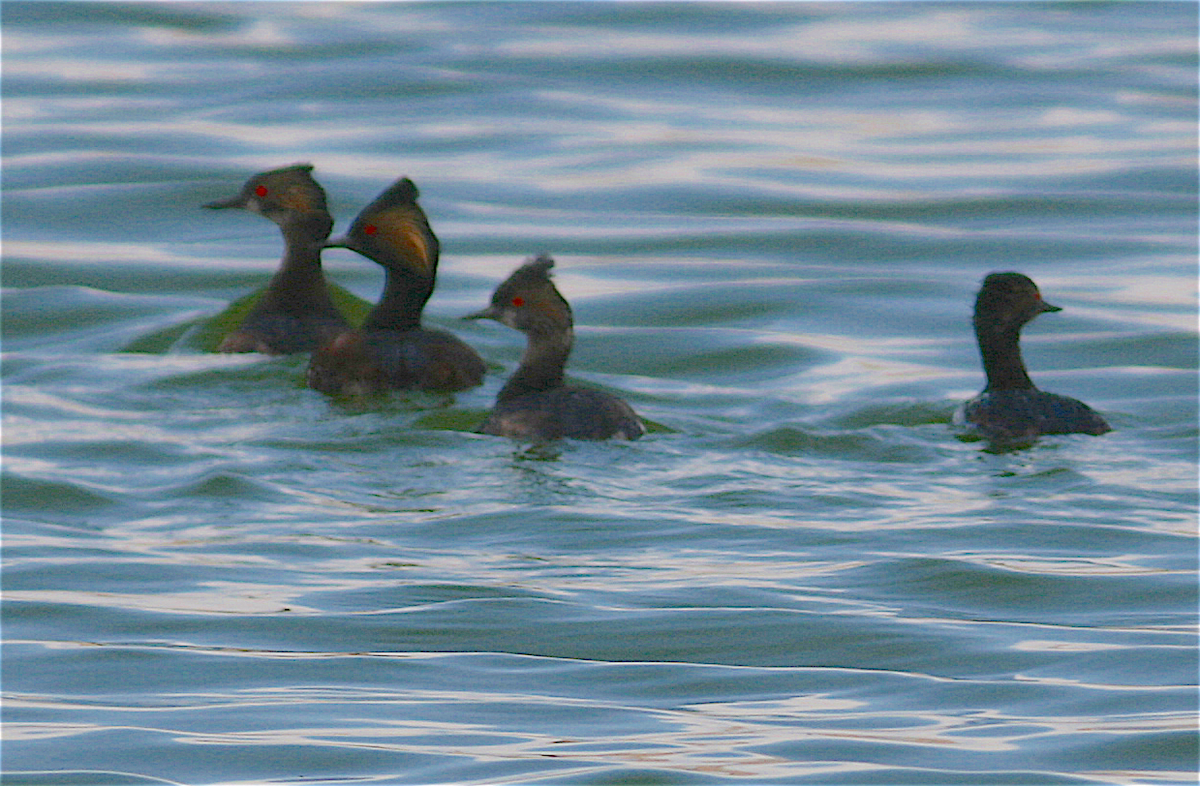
(955, 271, 1110, 444)
(306, 177, 484, 395)
(204, 164, 352, 355)
(466, 255, 645, 441)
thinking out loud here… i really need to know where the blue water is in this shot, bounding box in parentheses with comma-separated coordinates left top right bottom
(2, 3, 1197, 785)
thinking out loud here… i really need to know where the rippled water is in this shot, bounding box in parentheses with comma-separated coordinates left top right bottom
(3, 3, 1198, 785)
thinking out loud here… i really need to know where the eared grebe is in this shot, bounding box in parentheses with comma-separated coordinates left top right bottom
(306, 177, 485, 395)
(204, 164, 351, 354)
(465, 255, 645, 441)
(955, 272, 1110, 443)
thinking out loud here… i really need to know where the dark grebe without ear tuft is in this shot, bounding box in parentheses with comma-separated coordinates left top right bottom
(465, 255, 645, 441)
(204, 164, 351, 355)
(955, 272, 1110, 443)
(306, 177, 484, 395)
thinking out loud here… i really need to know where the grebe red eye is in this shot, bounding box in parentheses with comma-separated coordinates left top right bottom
(511, 296, 525, 307)
(364, 224, 378, 235)
(255, 185, 268, 197)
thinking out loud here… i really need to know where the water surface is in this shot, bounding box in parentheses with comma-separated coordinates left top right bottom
(3, 3, 1197, 785)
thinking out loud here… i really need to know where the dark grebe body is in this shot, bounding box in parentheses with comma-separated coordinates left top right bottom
(466, 255, 644, 441)
(306, 178, 484, 395)
(955, 272, 1110, 443)
(205, 164, 349, 354)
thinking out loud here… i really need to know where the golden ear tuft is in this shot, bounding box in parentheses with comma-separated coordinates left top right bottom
(369, 209, 435, 275)
(278, 182, 323, 214)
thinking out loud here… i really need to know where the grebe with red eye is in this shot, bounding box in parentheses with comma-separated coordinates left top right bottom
(955, 272, 1110, 444)
(204, 164, 352, 354)
(465, 255, 644, 441)
(306, 177, 484, 395)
